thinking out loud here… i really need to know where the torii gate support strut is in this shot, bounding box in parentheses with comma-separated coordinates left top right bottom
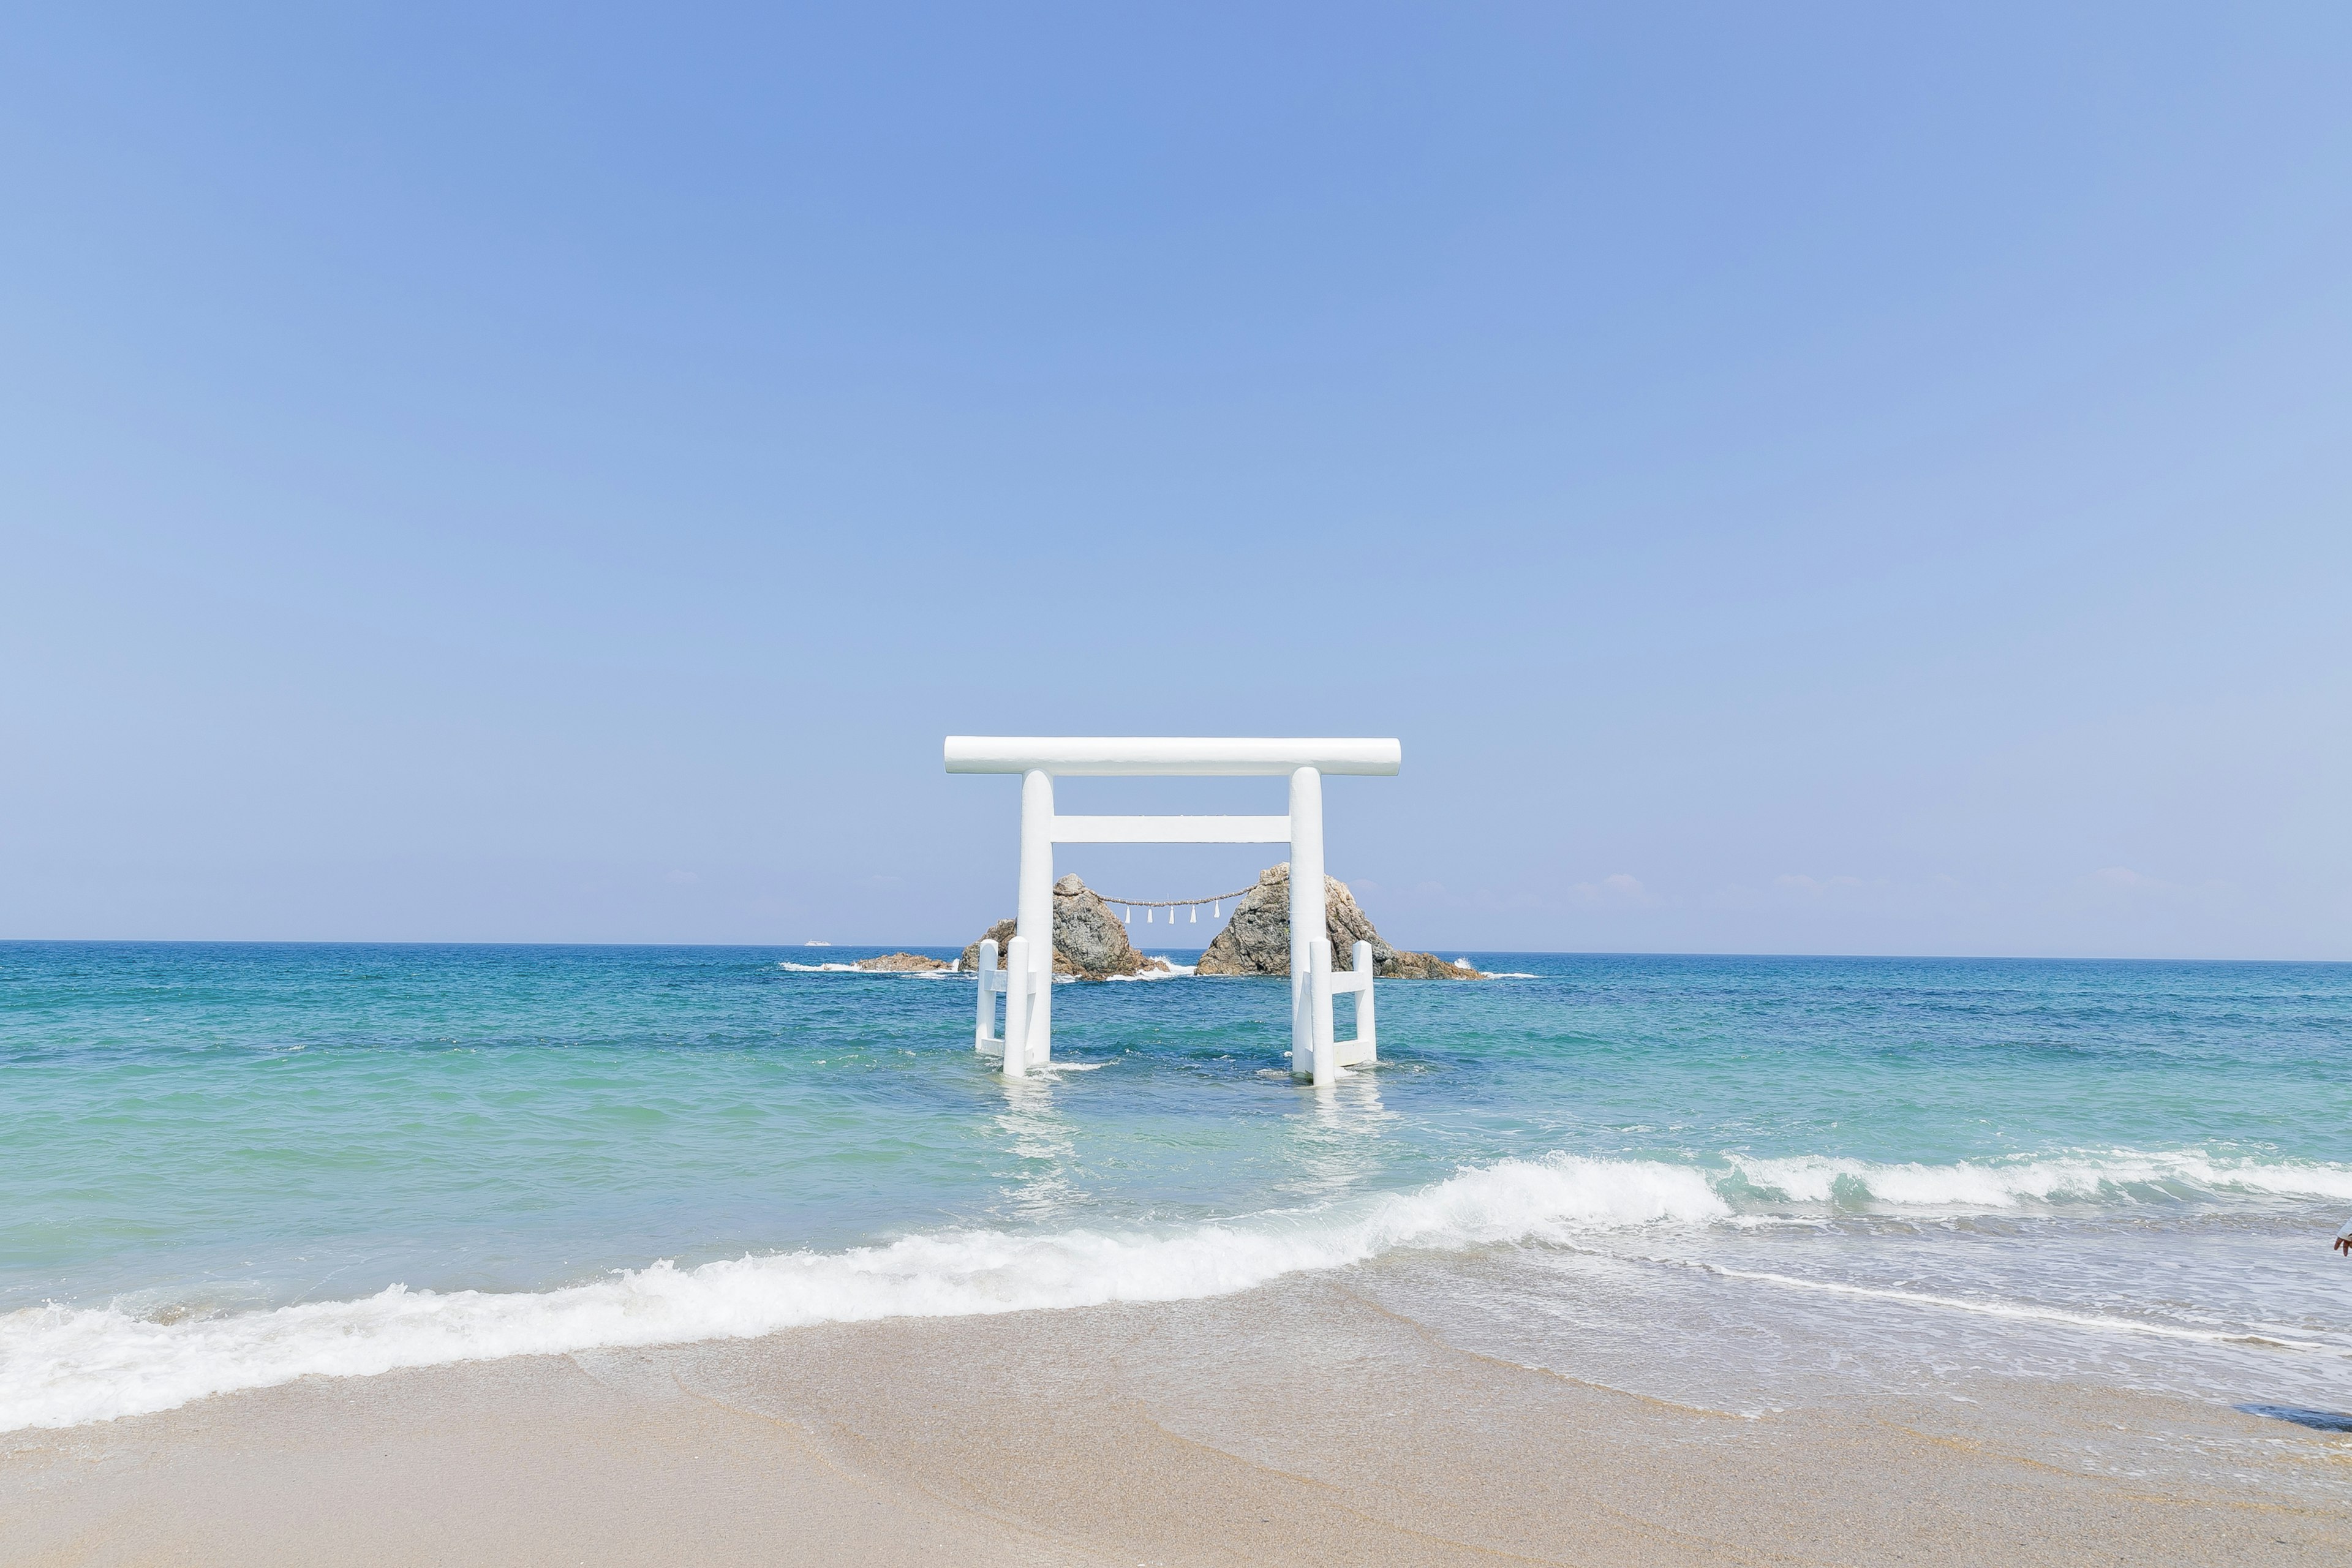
(946, 737, 1401, 1084)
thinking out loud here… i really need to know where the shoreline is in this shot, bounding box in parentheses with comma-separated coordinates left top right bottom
(8, 1272, 2349, 1567)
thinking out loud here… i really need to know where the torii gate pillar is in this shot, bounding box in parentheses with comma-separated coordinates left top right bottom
(1287, 765, 1329, 1076)
(1015, 767, 1055, 1068)
(949, 737, 1400, 1082)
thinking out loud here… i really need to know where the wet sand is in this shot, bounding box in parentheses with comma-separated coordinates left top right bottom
(7, 1272, 2351, 1566)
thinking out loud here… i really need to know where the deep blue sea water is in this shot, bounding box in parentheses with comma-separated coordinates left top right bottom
(4, 942, 2350, 1431)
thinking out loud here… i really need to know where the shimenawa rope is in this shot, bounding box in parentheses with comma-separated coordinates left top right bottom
(1054, 882, 1258, 908)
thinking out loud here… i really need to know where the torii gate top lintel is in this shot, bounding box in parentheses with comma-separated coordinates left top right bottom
(943, 736, 1400, 778)
(948, 736, 1402, 1085)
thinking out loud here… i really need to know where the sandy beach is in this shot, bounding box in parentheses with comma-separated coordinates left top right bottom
(9, 1267, 2350, 1567)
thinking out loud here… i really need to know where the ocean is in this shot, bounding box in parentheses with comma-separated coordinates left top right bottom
(5, 941, 2350, 1438)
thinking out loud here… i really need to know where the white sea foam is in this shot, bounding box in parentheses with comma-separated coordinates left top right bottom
(776, 961, 963, 978)
(1683, 1262, 2335, 1351)
(1722, 1150, 2352, 1208)
(1105, 959, 1197, 980)
(13, 1147, 2346, 1433)
(0, 1156, 1721, 1433)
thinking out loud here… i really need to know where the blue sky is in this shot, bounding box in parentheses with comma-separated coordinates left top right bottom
(4, 4, 2348, 957)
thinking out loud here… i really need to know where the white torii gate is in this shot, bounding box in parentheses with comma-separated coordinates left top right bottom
(947, 736, 1401, 1085)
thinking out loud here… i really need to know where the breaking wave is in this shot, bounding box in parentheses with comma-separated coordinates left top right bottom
(9, 1146, 2347, 1433)
(0, 1156, 1719, 1433)
(1721, 1150, 2352, 1208)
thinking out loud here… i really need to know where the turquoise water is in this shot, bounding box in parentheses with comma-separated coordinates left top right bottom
(4, 941, 2351, 1430)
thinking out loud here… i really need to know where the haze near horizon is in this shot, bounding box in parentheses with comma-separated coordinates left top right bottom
(4, 4, 2348, 959)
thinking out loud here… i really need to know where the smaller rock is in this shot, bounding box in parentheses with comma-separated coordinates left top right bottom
(854, 952, 951, 972)
(1049, 873, 1152, 978)
(957, 876, 1156, 978)
(959, 918, 1019, 973)
(961, 918, 1084, 975)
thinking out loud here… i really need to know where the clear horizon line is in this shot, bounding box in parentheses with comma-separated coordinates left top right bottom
(1, 937, 2344, 966)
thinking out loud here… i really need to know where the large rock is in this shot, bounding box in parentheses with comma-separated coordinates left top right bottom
(959, 874, 1169, 979)
(1195, 864, 1483, 979)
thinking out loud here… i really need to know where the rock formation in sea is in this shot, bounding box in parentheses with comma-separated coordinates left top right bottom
(1194, 864, 1483, 979)
(959, 874, 1170, 979)
(853, 952, 951, 971)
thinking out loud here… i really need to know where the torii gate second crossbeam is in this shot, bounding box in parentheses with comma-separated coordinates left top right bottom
(946, 737, 1402, 1084)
